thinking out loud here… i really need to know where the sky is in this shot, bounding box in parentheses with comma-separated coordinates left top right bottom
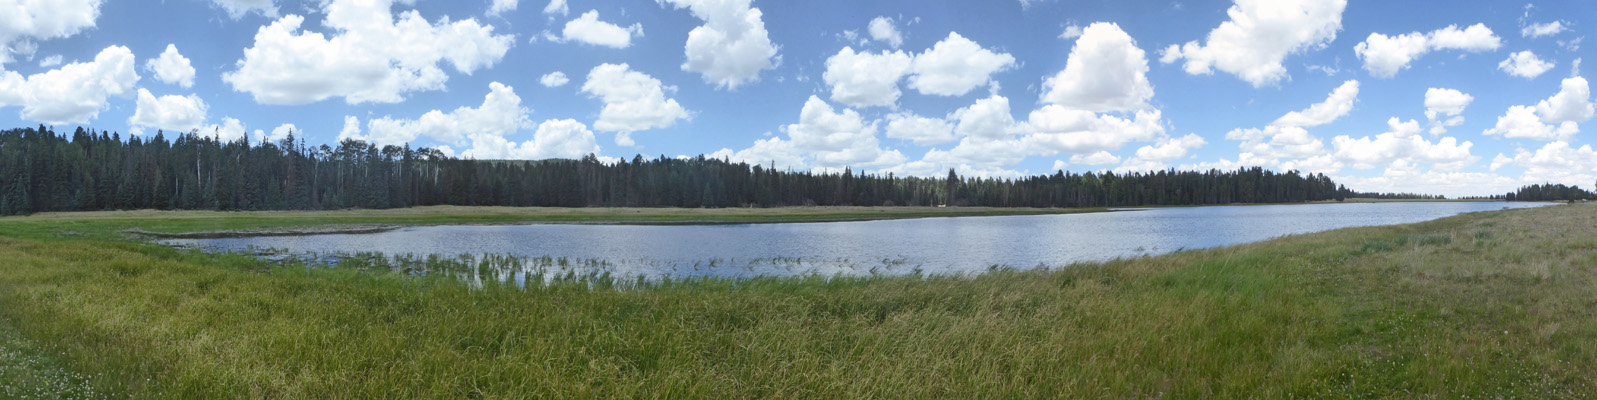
(1, 0, 1594, 197)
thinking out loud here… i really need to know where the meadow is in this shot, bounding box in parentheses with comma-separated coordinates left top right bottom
(0, 203, 1593, 398)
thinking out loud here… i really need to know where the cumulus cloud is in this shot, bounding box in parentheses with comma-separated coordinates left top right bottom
(543, 0, 567, 16)
(363, 82, 531, 147)
(197, 117, 249, 142)
(884, 112, 954, 146)
(539, 71, 568, 87)
(1484, 77, 1593, 141)
(558, 10, 642, 48)
(658, 0, 780, 90)
(0, 45, 138, 125)
(1069, 151, 1120, 165)
(1424, 88, 1472, 134)
(869, 16, 902, 48)
(1522, 21, 1566, 38)
(209, 0, 277, 19)
(1026, 107, 1165, 154)
(128, 89, 207, 134)
(909, 32, 1016, 97)
(488, 0, 517, 16)
(1354, 23, 1502, 78)
(1332, 117, 1477, 170)
(950, 94, 1021, 139)
(581, 63, 691, 146)
(822, 47, 913, 108)
(461, 119, 600, 160)
(1220, 80, 1356, 162)
(1498, 50, 1555, 79)
(1117, 133, 1207, 172)
(1042, 22, 1153, 113)
(0, 0, 101, 64)
(1159, 0, 1347, 87)
(255, 123, 297, 143)
(1273, 80, 1359, 127)
(223, 0, 514, 105)
(1492, 141, 1597, 187)
(1059, 25, 1083, 40)
(146, 44, 195, 88)
(712, 96, 905, 171)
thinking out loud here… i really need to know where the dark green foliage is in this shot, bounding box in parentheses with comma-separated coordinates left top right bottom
(0, 126, 1352, 215)
(1500, 183, 1597, 202)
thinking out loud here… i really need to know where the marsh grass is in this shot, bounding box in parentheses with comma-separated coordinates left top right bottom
(0, 204, 1594, 397)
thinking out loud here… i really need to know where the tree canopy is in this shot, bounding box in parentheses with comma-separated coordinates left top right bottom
(0, 125, 1353, 216)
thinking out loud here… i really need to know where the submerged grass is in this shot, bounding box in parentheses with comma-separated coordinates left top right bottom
(0, 203, 1594, 397)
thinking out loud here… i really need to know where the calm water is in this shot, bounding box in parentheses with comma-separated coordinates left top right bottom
(165, 202, 1549, 281)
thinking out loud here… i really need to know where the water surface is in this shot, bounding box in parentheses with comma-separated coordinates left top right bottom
(165, 202, 1549, 281)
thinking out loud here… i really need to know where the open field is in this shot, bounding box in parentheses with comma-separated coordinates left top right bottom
(1, 203, 1595, 397)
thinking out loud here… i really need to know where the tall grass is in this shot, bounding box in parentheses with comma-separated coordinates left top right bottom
(0, 204, 1593, 397)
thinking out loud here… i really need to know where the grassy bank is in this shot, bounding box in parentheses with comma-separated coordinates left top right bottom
(0, 203, 1594, 397)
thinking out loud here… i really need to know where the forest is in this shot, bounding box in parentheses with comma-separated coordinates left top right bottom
(1500, 183, 1597, 202)
(0, 125, 1354, 216)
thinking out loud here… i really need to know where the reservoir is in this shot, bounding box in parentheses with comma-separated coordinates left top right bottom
(164, 202, 1551, 281)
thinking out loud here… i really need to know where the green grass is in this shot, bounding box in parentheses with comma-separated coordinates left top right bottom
(0, 204, 1595, 397)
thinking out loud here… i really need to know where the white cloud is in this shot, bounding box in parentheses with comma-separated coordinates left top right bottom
(658, 0, 780, 90)
(1332, 117, 1477, 170)
(950, 94, 1021, 139)
(1273, 80, 1358, 127)
(559, 10, 642, 48)
(1069, 151, 1120, 165)
(209, 0, 277, 19)
(716, 96, 905, 172)
(1485, 105, 1579, 141)
(1159, 0, 1347, 87)
(581, 63, 691, 146)
(1484, 77, 1593, 141)
(127, 89, 206, 134)
(146, 44, 195, 88)
(822, 47, 913, 108)
(539, 71, 569, 87)
(1536, 76, 1594, 124)
(909, 32, 1016, 97)
(36, 55, 60, 67)
(1059, 25, 1082, 40)
(0, 45, 138, 125)
(1133, 133, 1207, 162)
(884, 112, 954, 146)
(1042, 22, 1153, 113)
(1522, 21, 1566, 38)
(1424, 88, 1472, 134)
(1353, 23, 1502, 78)
(1227, 125, 1326, 159)
(461, 119, 600, 160)
(337, 115, 364, 142)
(1026, 107, 1165, 154)
(543, 0, 567, 16)
(1498, 50, 1555, 79)
(366, 82, 531, 147)
(0, 0, 101, 64)
(1334, 163, 1520, 198)
(197, 117, 248, 142)
(783, 96, 905, 169)
(868, 16, 902, 48)
(488, 0, 517, 16)
(1492, 141, 1597, 187)
(223, 0, 514, 105)
(259, 123, 296, 143)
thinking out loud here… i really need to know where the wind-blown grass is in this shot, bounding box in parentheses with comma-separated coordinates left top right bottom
(0, 203, 1593, 397)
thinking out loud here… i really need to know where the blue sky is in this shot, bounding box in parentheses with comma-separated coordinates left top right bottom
(1, 0, 1594, 197)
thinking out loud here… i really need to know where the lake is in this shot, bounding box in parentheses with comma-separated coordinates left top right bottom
(164, 202, 1550, 282)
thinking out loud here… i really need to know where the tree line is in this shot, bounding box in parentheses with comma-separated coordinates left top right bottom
(1496, 183, 1597, 202)
(0, 125, 1355, 216)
